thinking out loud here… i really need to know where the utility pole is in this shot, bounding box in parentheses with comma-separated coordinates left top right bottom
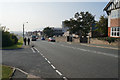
(23, 22, 28, 39)
(23, 24, 24, 39)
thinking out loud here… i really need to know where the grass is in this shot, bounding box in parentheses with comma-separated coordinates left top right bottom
(0, 65, 13, 80)
(1, 37, 23, 49)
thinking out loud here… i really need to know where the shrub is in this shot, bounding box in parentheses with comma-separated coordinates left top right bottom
(97, 37, 118, 43)
(105, 37, 116, 43)
(2, 31, 18, 47)
(11, 34, 18, 44)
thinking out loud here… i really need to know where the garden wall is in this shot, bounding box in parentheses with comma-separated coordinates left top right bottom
(55, 36, 119, 46)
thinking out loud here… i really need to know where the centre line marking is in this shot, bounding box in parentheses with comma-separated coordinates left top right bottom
(37, 49, 68, 80)
(63, 77, 68, 80)
(51, 65, 56, 69)
(33, 47, 40, 53)
(56, 70, 62, 76)
(45, 58, 48, 61)
(59, 44, 118, 58)
(47, 60, 51, 64)
(31, 48, 35, 53)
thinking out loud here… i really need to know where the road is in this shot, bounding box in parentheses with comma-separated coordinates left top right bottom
(2, 46, 62, 79)
(32, 39, 118, 78)
(2, 39, 118, 79)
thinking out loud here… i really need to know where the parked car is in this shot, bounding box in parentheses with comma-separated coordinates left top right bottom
(48, 37, 55, 42)
(32, 35, 37, 41)
(41, 37, 45, 40)
(36, 36, 38, 39)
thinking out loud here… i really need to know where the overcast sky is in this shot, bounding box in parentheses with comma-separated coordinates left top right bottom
(0, 1, 109, 32)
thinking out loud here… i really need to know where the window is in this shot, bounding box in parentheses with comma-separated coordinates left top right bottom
(111, 27, 120, 37)
(111, 9, 120, 18)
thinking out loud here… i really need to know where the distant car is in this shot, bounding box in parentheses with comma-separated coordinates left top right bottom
(36, 36, 38, 39)
(32, 35, 37, 41)
(48, 37, 55, 42)
(41, 37, 45, 40)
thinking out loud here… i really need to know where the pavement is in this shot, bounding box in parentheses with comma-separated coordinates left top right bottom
(2, 39, 119, 80)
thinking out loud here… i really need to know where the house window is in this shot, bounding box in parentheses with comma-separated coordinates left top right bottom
(111, 27, 120, 37)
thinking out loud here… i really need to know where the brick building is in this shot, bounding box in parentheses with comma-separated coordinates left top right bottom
(104, 0, 120, 38)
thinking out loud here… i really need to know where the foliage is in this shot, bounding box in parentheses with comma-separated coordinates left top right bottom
(43, 27, 54, 37)
(1, 65, 13, 80)
(1, 37, 23, 49)
(2, 28, 18, 47)
(11, 34, 18, 44)
(97, 37, 118, 43)
(95, 15, 108, 37)
(63, 11, 95, 37)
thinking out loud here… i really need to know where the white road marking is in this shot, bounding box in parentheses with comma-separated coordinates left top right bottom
(31, 48, 35, 53)
(80, 43, 118, 50)
(49, 42, 55, 44)
(60, 44, 118, 58)
(47, 60, 51, 64)
(45, 58, 48, 61)
(15, 68, 28, 75)
(63, 77, 68, 80)
(51, 65, 56, 69)
(56, 70, 62, 76)
(33, 47, 39, 53)
(38, 49, 68, 80)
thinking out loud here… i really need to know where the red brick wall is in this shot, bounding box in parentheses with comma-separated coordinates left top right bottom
(110, 18, 120, 27)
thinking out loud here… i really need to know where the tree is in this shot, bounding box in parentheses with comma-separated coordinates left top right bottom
(95, 15, 108, 37)
(43, 27, 54, 37)
(63, 11, 95, 37)
(63, 18, 79, 34)
(2, 27, 18, 47)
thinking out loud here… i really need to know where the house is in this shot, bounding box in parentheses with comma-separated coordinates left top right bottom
(52, 27, 64, 37)
(62, 21, 71, 37)
(104, 0, 120, 38)
(62, 21, 69, 33)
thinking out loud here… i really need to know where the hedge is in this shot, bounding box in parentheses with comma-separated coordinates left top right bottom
(2, 31, 18, 47)
(97, 37, 119, 43)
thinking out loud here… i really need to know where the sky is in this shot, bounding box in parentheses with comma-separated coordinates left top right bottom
(0, 1, 109, 32)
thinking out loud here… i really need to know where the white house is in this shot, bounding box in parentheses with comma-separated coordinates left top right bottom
(104, 0, 120, 38)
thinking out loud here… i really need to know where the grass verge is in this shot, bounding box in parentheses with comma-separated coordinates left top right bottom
(1, 37, 23, 49)
(0, 65, 13, 80)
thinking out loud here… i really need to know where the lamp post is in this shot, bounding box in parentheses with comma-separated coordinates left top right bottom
(23, 22, 28, 39)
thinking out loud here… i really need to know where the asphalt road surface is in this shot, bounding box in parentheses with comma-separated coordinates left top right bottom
(31, 39, 118, 78)
(2, 46, 62, 79)
(2, 39, 118, 79)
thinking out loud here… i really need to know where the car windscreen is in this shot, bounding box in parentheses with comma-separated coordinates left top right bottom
(32, 36, 36, 38)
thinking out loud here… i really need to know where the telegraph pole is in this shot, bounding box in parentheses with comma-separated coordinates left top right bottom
(23, 24, 24, 39)
(23, 22, 28, 39)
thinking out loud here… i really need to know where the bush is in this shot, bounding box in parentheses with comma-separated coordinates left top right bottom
(2, 31, 18, 47)
(97, 37, 118, 43)
(11, 34, 18, 44)
(105, 37, 117, 43)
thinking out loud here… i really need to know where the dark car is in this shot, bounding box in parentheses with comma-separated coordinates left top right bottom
(32, 35, 37, 41)
(48, 37, 55, 42)
(41, 37, 45, 40)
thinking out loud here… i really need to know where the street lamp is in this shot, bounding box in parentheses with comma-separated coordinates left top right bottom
(23, 22, 28, 39)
